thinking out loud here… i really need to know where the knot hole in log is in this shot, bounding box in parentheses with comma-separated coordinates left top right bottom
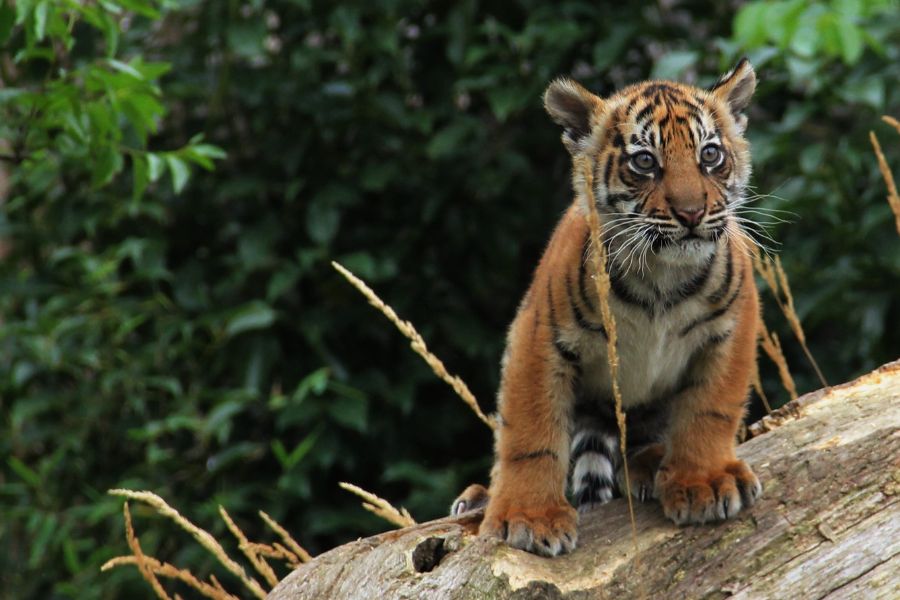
(411, 536, 449, 573)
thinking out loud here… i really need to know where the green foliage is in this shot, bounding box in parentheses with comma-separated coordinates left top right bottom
(1, 1, 898, 598)
(733, 0, 893, 64)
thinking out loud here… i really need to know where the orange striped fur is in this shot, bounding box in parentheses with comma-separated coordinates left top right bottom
(451, 61, 763, 557)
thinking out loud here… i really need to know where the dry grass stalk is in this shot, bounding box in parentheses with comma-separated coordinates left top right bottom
(884, 115, 900, 135)
(271, 542, 301, 566)
(332, 261, 497, 431)
(773, 257, 828, 388)
(758, 322, 798, 401)
(338, 481, 417, 529)
(122, 502, 171, 600)
(101, 555, 240, 600)
(259, 510, 313, 564)
(219, 507, 279, 588)
(752, 359, 773, 414)
(209, 576, 231, 597)
(247, 542, 299, 564)
(869, 124, 900, 236)
(576, 155, 639, 551)
(108, 489, 268, 600)
(753, 254, 828, 388)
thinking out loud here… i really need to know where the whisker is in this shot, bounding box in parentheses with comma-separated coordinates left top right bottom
(732, 206, 795, 221)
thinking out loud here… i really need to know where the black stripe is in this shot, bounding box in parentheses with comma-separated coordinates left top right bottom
(697, 410, 733, 424)
(640, 120, 653, 140)
(609, 268, 654, 314)
(696, 120, 709, 139)
(578, 233, 597, 313)
(578, 472, 616, 494)
(554, 340, 580, 366)
(547, 280, 558, 328)
(679, 268, 745, 337)
(642, 82, 677, 98)
(530, 303, 540, 341)
(607, 193, 630, 205)
(657, 113, 671, 131)
(571, 433, 615, 462)
(634, 103, 653, 123)
(662, 253, 716, 310)
(709, 57, 749, 92)
(511, 449, 557, 463)
(613, 133, 625, 149)
(634, 189, 652, 214)
(671, 331, 736, 395)
(683, 100, 703, 115)
(707, 243, 734, 303)
(703, 330, 733, 348)
(575, 486, 613, 508)
(565, 275, 607, 337)
(548, 282, 581, 370)
(603, 154, 614, 188)
(672, 378, 699, 397)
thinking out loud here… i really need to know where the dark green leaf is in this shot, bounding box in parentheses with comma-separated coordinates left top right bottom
(225, 301, 277, 337)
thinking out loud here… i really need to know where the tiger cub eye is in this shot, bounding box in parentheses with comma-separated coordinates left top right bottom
(631, 151, 657, 172)
(701, 144, 722, 165)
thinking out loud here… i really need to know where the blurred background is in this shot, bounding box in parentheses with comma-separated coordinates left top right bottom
(1, 0, 898, 597)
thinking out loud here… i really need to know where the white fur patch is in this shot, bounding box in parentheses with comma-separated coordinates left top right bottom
(572, 452, 615, 487)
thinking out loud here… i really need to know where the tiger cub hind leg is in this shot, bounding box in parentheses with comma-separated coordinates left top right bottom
(570, 429, 620, 513)
(450, 483, 489, 516)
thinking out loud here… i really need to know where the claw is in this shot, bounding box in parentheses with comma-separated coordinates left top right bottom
(480, 501, 578, 557)
(658, 460, 761, 525)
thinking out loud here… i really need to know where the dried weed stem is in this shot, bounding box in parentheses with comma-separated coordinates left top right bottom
(108, 489, 268, 599)
(577, 155, 639, 551)
(869, 118, 900, 236)
(122, 502, 171, 600)
(220, 507, 279, 588)
(259, 510, 313, 564)
(751, 360, 773, 414)
(339, 482, 416, 529)
(102, 555, 240, 600)
(332, 261, 497, 431)
(884, 115, 900, 135)
(758, 322, 798, 400)
(754, 255, 828, 389)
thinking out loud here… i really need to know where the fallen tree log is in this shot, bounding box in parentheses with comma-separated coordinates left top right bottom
(269, 361, 900, 599)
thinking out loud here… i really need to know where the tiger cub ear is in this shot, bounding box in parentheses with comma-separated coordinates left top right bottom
(710, 58, 756, 133)
(544, 79, 604, 154)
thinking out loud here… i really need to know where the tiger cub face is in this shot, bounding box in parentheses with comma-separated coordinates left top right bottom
(545, 60, 756, 270)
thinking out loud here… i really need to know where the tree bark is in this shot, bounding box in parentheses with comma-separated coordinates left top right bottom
(269, 360, 900, 600)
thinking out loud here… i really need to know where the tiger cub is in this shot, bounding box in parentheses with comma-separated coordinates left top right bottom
(451, 60, 763, 557)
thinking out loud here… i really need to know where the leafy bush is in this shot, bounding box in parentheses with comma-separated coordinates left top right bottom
(1, 0, 897, 597)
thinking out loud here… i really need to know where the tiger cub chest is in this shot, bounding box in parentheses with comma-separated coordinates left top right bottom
(560, 285, 734, 409)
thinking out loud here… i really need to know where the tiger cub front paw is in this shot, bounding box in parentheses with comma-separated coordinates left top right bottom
(655, 459, 762, 525)
(480, 495, 578, 557)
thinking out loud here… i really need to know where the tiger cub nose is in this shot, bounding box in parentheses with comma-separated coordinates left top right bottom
(673, 206, 706, 227)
